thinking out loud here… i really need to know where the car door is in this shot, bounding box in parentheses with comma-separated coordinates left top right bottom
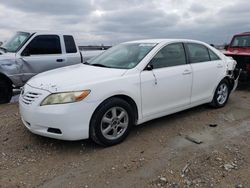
(63, 35, 81, 65)
(18, 35, 68, 82)
(140, 43, 192, 118)
(185, 43, 224, 103)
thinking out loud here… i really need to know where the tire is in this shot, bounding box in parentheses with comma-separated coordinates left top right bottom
(210, 79, 230, 108)
(90, 98, 134, 146)
(0, 79, 12, 104)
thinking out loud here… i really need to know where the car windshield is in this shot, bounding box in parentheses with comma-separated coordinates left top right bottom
(231, 35, 250, 48)
(87, 43, 157, 69)
(2, 32, 31, 52)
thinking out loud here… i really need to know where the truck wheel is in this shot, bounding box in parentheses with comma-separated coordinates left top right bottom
(90, 98, 134, 146)
(210, 79, 230, 108)
(0, 79, 13, 104)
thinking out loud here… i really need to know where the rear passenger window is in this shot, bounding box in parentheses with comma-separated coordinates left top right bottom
(208, 49, 220, 61)
(187, 43, 210, 63)
(64, 35, 77, 53)
(150, 43, 186, 69)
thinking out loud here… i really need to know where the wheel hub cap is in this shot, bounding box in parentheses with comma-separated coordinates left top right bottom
(101, 107, 129, 140)
(217, 83, 228, 105)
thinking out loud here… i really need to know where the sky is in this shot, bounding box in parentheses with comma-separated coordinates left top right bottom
(0, 0, 249, 45)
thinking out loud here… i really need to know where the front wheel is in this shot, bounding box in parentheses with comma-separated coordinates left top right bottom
(210, 79, 230, 108)
(0, 79, 13, 104)
(90, 98, 134, 146)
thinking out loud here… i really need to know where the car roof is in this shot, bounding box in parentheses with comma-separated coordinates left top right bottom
(234, 32, 250, 36)
(17, 30, 73, 36)
(124, 39, 208, 45)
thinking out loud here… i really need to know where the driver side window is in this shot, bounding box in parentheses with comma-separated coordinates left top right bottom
(149, 43, 187, 69)
(22, 35, 61, 56)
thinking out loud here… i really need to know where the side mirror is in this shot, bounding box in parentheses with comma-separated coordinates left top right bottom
(146, 64, 154, 71)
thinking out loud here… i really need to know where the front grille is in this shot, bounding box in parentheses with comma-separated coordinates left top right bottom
(22, 92, 42, 105)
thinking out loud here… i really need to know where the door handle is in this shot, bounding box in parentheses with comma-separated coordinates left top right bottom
(182, 70, 192, 75)
(56, 59, 65, 62)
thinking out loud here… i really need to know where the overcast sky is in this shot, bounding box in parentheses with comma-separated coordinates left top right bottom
(0, 0, 249, 45)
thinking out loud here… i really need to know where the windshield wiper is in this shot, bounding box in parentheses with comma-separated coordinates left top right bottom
(83, 61, 111, 68)
(83, 61, 90, 65)
(0, 46, 7, 53)
(91, 63, 111, 68)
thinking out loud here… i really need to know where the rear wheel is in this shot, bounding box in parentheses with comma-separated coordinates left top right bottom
(90, 98, 134, 146)
(210, 79, 230, 108)
(0, 79, 12, 104)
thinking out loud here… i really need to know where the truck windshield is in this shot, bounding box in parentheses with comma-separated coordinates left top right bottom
(2, 32, 31, 52)
(231, 35, 250, 48)
(86, 43, 157, 69)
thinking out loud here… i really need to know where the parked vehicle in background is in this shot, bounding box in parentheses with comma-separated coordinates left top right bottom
(19, 39, 238, 146)
(0, 31, 104, 104)
(79, 45, 111, 51)
(223, 32, 250, 81)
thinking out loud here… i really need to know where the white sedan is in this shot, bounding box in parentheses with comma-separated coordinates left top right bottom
(19, 39, 238, 146)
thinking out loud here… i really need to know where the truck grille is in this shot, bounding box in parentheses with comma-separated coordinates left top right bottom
(228, 55, 250, 70)
(22, 92, 42, 105)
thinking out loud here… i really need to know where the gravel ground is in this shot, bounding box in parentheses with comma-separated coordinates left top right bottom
(1, 82, 250, 188)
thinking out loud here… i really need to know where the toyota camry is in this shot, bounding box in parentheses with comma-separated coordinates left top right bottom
(19, 39, 238, 146)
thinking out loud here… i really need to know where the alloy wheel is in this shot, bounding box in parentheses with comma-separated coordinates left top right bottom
(217, 83, 229, 105)
(101, 107, 129, 140)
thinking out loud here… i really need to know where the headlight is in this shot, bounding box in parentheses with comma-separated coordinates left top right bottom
(41, 90, 91, 106)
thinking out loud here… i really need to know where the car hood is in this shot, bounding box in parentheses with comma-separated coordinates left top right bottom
(0, 52, 16, 61)
(27, 64, 127, 93)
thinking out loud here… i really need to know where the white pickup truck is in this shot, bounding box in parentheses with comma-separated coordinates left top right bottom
(0, 31, 103, 104)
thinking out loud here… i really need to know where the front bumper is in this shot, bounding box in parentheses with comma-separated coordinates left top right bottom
(225, 54, 250, 81)
(19, 84, 98, 141)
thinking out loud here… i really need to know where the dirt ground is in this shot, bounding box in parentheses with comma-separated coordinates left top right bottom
(1, 83, 250, 188)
